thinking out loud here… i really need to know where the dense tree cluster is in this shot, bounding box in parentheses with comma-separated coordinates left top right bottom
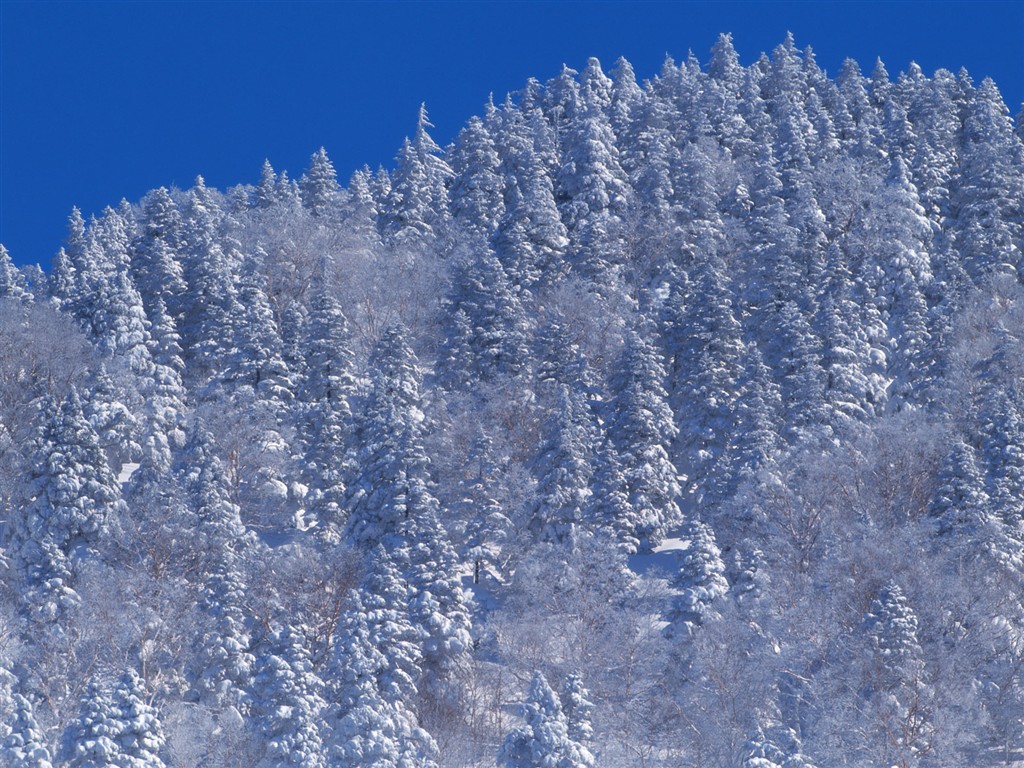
(0, 33, 1022, 767)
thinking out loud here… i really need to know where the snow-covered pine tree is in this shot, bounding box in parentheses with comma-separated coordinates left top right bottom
(604, 329, 683, 551)
(384, 104, 453, 249)
(667, 518, 729, 637)
(497, 671, 593, 768)
(328, 593, 439, 768)
(529, 385, 594, 545)
(300, 147, 341, 218)
(8, 388, 125, 622)
(0, 244, 32, 304)
(61, 679, 121, 768)
(251, 624, 326, 768)
(110, 668, 166, 768)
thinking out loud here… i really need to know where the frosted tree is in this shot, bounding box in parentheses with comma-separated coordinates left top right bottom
(437, 249, 531, 386)
(952, 78, 1024, 282)
(558, 673, 594, 747)
(84, 365, 140, 471)
(556, 92, 630, 282)
(742, 725, 817, 768)
(9, 389, 125, 621)
(927, 436, 990, 542)
(360, 550, 424, 705)
(62, 679, 120, 768)
(667, 519, 729, 637)
(253, 159, 278, 209)
(449, 115, 505, 243)
(300, 287, 356, 529)
(0, 244, 32, 303)
(497, 671, 594, 768)
(490, 110, 570, 288)
(223, 255, 293, 405)
(130, 187, 186, 316)
(300, 147, 341, 217)
(604, 329, 683, 551)
(384, 104, 453, 248)
(138, 298, 187, 473)
(195, 552, 255, 710)
(328, 595, 438, 768)
(660, 257, 744, 499)
(177, 424, 254, 707)
(251, 625, 326, 768)
(529, 385, 594, 545)
(178, 176, 240, 377)
(110, 669, 166, 768)
(342, 324, 430, 548)
(0, 672, 52, 768)
(859, 581, 934, 767)
(977, 385, 1024, 552)
(452, 433, 511, 583)
(534, 309, 597, 399)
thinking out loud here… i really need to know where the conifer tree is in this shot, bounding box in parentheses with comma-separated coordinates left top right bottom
(0, 671, 52, 768)
(300, 147, 341, 217)
(529, 385, 594, 545)
(9, 389, 125, 621)
(928, 436, 990, 541)
(110, 668, 166, 768)
(490, 110, 569, 289)
(384, 104, 453, 247)
(251, 625, 326, 768)
(449, 115, 505, 243)
(62, 680, 120, 768)
(605, 330, 682, 551)
(497, 671, 594, 768)
(952, 78, 1024, 282)
(667, 519, 729, 636)
(329, 594, 439, 768)
(453, 433, 511, 583)
(558, 672, 594, 747)
(0, 245, 32, 304)
(437, 249, 531, 386)
(130, 187, 187, 316)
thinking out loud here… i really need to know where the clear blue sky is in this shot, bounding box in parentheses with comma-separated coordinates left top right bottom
(1, 0, 1022, 267)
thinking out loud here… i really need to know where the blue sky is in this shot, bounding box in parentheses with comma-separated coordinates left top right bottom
(1, 0, 1022, 267)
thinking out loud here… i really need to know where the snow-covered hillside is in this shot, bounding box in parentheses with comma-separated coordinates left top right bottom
(0, 32, 1022, 767)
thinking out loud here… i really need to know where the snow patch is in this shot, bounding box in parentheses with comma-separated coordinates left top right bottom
(118, 462, 140, 486)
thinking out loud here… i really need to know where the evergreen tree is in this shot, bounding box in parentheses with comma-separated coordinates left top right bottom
(437, 249, 531, 386)
(529, 385, 594, 545)
(558, 673, 594, 747)
(110, 669, 166, 768)
(328, 594, 439, 768)
(497, 671, 594, 768)
(300, 287, 356, 528)
(452, 433, 511, 583)
(62, 680, 120, 768)
(9, 389, 125, 621)
(252, 625, 326, 768)
(952, 78, 1024, 282)
(224, 256, 294, 405)
(300, 147, 341, 217)
(0, 674, 52, 768)
(667, 519, 729, 637)
(604, 330, 682, 551)
(449, 115, 505, 243)
(0, 244, 32, 303)
(130, 187, 187, 316)
(490, 110, 570, 289)
(384, 104, 453, 248)
(928, 436, 990, 541)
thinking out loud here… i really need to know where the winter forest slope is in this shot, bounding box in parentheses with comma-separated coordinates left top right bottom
(1, 32, 1023, 768)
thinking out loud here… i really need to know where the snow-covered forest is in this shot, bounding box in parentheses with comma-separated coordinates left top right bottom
(1, 32, 1023, 767)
